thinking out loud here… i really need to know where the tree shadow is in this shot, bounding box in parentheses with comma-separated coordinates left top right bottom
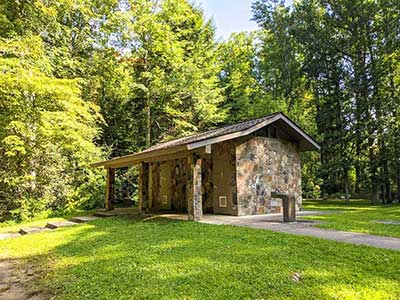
(9, 216, 400, 300)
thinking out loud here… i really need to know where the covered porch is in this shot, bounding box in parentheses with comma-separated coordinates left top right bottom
(94, 147, 212, 221)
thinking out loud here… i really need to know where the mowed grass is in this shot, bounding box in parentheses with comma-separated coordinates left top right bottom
(0, 217, 67, 233)
(0, 209, 96, 233)
(1, 216, 400, 300)
(303, 199, 400, 238)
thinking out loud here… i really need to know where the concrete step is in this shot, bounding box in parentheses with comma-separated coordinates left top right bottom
(69, 216, 100, 223)
(94, 208, 139, 218)
(45, 221, 79, 229)
(19, 227, 51, 235)
(93, 212, 114, 218)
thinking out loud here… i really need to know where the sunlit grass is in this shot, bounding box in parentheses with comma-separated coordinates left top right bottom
(303, 199, 400, 238)
(0, 217, 67, 233)
(1, 216, 399, 300)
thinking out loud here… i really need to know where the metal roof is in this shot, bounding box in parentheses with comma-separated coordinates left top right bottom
(92, 112, 320, 168)
(142, 113, 278, 153)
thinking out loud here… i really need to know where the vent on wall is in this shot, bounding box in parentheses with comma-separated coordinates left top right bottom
(219, 196, 227, 208)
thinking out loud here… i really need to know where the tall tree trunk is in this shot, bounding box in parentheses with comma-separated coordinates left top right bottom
(344, 170, 350, 204)
(369, 147, 380, 204)
(380, 174, 385, 204)
(320, 151, 327, 200)
(145, 97, 151, 147)
(383, 159, 392, 203)
(397, 159, 400, 203)
(355, 145, 361, 194)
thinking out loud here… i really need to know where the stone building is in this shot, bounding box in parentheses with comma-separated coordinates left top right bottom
(93, 112, 320, 221)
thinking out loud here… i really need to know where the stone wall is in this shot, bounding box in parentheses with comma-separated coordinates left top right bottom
(187, 154, 202, 221)
(236, 137, 301, 215)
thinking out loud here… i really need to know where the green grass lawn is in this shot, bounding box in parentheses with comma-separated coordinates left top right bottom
(302, 199, 400, 238)
(0, 209, 96, 233)
(1, 216, 400, 300)
(0, 217, 68, 233)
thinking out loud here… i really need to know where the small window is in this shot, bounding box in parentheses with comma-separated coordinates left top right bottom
(219, 196, 227, 208)
(162, 195, 168, 205)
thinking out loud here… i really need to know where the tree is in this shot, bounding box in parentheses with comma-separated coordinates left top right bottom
(98, 0, 225, 156)
(253, 0, 400, 202)
(0, 37, 103, 221)
(217, 31, 286, 123)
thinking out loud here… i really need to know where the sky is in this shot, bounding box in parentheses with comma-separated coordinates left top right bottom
(193, 0, 259, 40)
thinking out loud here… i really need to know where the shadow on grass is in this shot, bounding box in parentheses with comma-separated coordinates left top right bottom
(8, 216, 400, 300)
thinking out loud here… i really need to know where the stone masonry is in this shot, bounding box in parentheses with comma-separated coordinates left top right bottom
(236, 137, 301, 215)
(187, 154, 202, 221)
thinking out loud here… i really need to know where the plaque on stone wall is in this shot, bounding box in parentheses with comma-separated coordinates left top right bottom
(270, 199, 278, 207)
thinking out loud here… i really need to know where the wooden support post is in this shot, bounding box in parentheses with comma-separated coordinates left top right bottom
(187, 154, 202, 221)
(105, 167, 115, 210)
(138, 162, 149, 214)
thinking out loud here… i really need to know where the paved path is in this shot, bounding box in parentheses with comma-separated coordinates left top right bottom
(203, 213, 400, 251)
(162, 211, 400, 251)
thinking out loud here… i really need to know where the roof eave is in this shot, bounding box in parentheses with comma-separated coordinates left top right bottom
(91, 113, 320, 169)
(278, 114, 320, 151)
(187, 113, 320, 152)
(91, 145, 188, 168)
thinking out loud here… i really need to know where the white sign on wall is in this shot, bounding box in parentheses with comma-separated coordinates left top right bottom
(270, 199, 278, 207)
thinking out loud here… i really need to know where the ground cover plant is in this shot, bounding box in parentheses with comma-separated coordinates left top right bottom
(1, 216, 399, 300)
(303, 199, 400, 238)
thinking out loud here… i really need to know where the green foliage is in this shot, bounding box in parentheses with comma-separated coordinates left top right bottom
(1, 0, 399, 222)
(98, 0, 226, 155)
(0, 37, 103, 221)
(0, 0, 228, 221)
(218, 16, 319, 196)
(217, 32, 286, 122)
(252, 0, 400, 202)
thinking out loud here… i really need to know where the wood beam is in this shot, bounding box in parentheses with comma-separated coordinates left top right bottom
(91, 145, 187, 168)
(105, 168, 115, 210)
(138, 162, 149, 214)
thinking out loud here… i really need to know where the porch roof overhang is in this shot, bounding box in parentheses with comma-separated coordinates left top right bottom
(91, 112, 320, 169)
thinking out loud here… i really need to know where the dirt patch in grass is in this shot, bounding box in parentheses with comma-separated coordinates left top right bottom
(0, 258, 49, 300)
